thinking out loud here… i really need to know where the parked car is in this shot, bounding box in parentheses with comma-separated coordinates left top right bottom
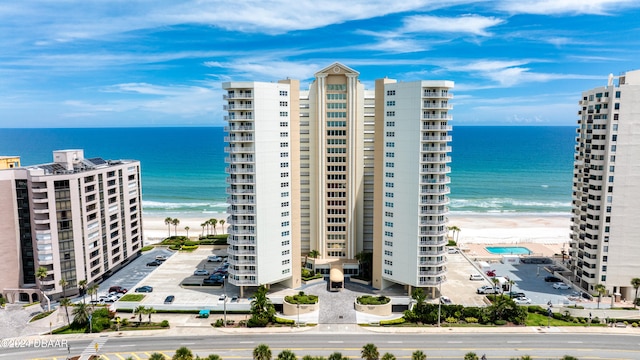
(477, 285, 501, 294)
(231, 296, 238, 302)
(440, 296, 452, 304)
(147, 260, 162, 267)
(108, 286, 127, 294)
(514, 297, 532, 304)
(553, 282, 571, 290)
(545, 276, 562, 282)
(469, 274, 484, 281)
(107, 293, 122, 302)
(207, 255, 222, 262)
(219, 294, 227, 301)
(486, 270, 496, 277)
(447, 248, 458, 254)
(164, 295, 175, 304)
(507, 291, 526, 299)
(94, 295, 113, 303)
(193, 269, 210, 276)
(202, 278, 224, 286)
(135, 286, 153, 293)
(155, 255, 168, 261)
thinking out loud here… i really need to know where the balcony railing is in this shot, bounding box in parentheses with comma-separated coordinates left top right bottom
(420, 167, 451, 174)
(224, 115, 254, 121)
(422, 125, 453, 131)
(226, 178, 255, 184)
(423, 91, 453, 98)
(224, 147, 255, 153)
(422, 135, 452, 141)
(223, 93, 253, 99)
(224, 125, 254, 132)
(223, 104, 254, 110)
(224, 136, 254, 142)
(420, 187, 450, 195)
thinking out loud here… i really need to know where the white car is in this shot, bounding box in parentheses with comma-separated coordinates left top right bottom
(553, 282, 571, 290)
(440, 296, 452, 304)
(514, 297, 532, 304)
(469, 274, 484, 281)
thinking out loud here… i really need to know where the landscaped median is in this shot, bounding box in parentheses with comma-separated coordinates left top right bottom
(282, 291, 319, 316)
(355, 295, 392, 316)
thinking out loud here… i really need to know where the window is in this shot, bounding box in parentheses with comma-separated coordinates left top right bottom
(281, 231, 290, 236)
(281, 201, 289, 207)
(386, 132, 395, 137)
(612, 135, 617, 141)
(280, 172, 289, 177)
(385, 172, 394, 178)
(385, 202, 393, 207)
(280, 162, 289, 167)
(385, 182, 394, 188)
(280, 111, 289, 116)
(280, 132, 288, 137)
(386, 121, 395, 127)
(386, 101, 395, 106)
(386, 111, 395, 117)
(280, 90, 288, 96)
(384, 221, 393, 227)
(385, 211, 393, 217)
(615, 91, 620, 98)
(385, 162, 394, 168)
(280, 142, 289, 147)
(280, 101, 288, 106)
(387, 90, 395, 96)
(281, 211, 289, 216)
(281, 152, 289, 158)
(281, 182, 289, 187)
(385, 192, 394, 198)
(614, 103, 620, 110)
(386, 142, 395, 147)
(281, 192, 289, 197)
(384, 231, 393, 236)
(386, 152, 394, 158)
(280, 122, 288, 127)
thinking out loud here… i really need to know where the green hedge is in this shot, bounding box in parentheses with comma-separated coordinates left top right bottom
(357, 295, 390, 305)
(380, 318, 405, 326)
(274, 316, 295, 325)
(285, 292, 318, 304)
(119, 294, 144, 302)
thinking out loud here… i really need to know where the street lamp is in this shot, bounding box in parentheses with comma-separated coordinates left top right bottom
(437, 278, 442, 327)
(297, 303, 300, 327)
(223, 275, 227, 327)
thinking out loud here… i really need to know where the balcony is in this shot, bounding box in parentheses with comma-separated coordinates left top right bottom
(420, 167, 451, 174)
(419, 229, 448, 236)
(227, 208, 256, 215)
(419, 258, 447, 266)
(422, 124, 453, 131)
(419, 268, 447, 276)
(223, 93, 253, 99)
(419, 250, 446, 256)
(226, 188, 255, 195)
(229, 238, 256, 245)
(224, 115, 254, 121)
(229, 278, 259, 286)
(420, 218, 448, 225)
(224, 147, 255, 153)
(418, 277, 447, 286)
(233, 259, 257, 265)
(224, 125, 254, 132)
(32, 187, 48, 193)
(422, 91, 453, 99)
(226, 177, 255, 184)
(422, 146, 452, 153)
(419, 176, 451, 185)
(228, 219, 256, 225)
(227, 248, 256, 255)
(225, 156, 255, 163)
(223, 104, 254, 110)
(422, 114, 453, 120)
(422, 156, 451, 163)
(422, 135, 452, 142)
(226, 197, 256, 205)
(419, 208, 449, 215)
(224, 136, 254, 142)
(422, 103, 454, 110)
(225, 167, 255, 174)
(420, 187, 450, 195)
(32, 196, 48, 204)
(419, 197, 449, 205)
(420, 238, 448, 246)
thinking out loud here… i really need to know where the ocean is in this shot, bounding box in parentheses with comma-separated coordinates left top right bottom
(0, 126, 576, 217)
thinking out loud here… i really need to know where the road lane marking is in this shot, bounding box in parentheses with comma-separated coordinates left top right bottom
(507, 341, 522, 344)
(239, 341, 254, 344)
(567, 341, 583, 344)
(387, 341, 403, 344)
(180, 342, 196, 345)
(329, 341, 344, 343)
(118, 345, 136, 347)
(447, 341, 462, 343)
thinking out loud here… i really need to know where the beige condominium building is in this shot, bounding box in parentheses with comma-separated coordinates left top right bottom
(223, 63, 453, 296)
(569, 69, 640, 301)
(0, 150, 143, 303)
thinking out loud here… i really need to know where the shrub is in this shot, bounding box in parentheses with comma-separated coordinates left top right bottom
(380, 318, 405, 326)
(160, 320, 169, 328)
(632, 322, 638, 328)
(214, 318, 224, 327)
(141, 245, 154, 252)
(169, 245, 181, 251)
(181, 245, 199, 251)
(553, 312, 564, 320)
(357, 295, 390, 305)
(494, 319, 507, 325)
(592, 317, 601, 324)
(465, 317, 478, 323)
(274, 316, 295, 325)
(445, 316, 457, 324)
(285, 292, 318, 305)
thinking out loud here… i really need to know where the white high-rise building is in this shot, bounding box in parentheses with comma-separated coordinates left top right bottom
(569, 69, 640, 301)
(0, 150, 143, 302)
(223, 63, 453, 295)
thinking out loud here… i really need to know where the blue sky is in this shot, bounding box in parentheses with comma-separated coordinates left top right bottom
(1, 0, 640, 128)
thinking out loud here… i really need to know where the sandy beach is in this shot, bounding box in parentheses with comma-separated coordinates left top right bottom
(142, 212, 572, 248)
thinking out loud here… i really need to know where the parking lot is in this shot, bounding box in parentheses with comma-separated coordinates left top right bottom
(110, 246, 247, 311)
(473, 259, 597, 307)
(439, 251, 495, 307)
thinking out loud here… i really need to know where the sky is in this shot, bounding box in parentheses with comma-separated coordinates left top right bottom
(1, 0, 640, 128)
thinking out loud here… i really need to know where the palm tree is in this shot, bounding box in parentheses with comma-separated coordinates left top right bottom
(58, 278, 68, 300)
(78, 279, 87, 304)
(328, 353, 347, 360)
(149, 354, 166, 360)
(36, 266, 49, 300)
(59, 297, 71, 326)
(253, 344, 272, 360)
(463, 353, 478, 360)
(210, 218, 218, 235)
(631, 278, 640, 308)
(185, 226, 190, 239)
(72, 302, 90, 327)
(411, 351, 426, 360)
(135, 305, 146, 324)
(87, 284, 99, 304)
(201, 222, 207, 237)
(595, 284, 606, 309)
(250, 286, 275, 326)
(164, 217, 173, 237)
(361, 343, 379, 360)
(172, 346, 194, 360)
(276, 350, 296, 360)
(219, 219, 225, 234)
(381, 353, 396, 360)
(171, 218, 180, 237)
(146, 306, 155, 323)
(447, 225, 460, 242)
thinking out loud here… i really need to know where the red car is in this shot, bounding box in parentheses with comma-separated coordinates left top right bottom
(486, 270, 496, 277)
(108, 286, 127, 294)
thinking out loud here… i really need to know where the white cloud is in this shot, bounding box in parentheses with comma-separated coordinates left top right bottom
(402, 14, 505, 36)
(497, 0, 640, 15)
(204, 60, 322, 81)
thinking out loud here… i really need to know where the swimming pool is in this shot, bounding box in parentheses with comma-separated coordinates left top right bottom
(485, 246, 532, 255)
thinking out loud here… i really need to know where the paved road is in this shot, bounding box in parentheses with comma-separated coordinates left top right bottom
(5, 331, 640, 359)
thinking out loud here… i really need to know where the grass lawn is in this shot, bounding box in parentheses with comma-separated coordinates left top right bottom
(119, 294, 145, 302)
(525, 313, 606, 327)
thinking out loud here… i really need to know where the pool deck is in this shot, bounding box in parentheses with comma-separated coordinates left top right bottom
(461, 242, 563, 262)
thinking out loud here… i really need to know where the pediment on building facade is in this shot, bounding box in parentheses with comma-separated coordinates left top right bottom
(315, 62, 359, 77)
